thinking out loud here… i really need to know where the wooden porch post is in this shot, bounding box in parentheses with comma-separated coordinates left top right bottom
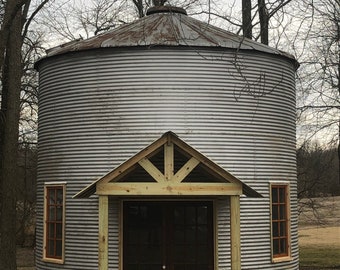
(230, 195, 241, 270)
(99, 195, 109, 270)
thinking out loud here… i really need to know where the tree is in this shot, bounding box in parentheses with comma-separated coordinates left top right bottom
(294, 0, 339, 147)
(0, 1, 49, 269)
(0, 2, 25, 269)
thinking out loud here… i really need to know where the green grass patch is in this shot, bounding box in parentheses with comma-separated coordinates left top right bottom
(300, 246, 340, 268)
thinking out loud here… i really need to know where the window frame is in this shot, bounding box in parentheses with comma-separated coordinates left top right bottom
(43, 183, 66, 264)
(270, 182, 291, 263)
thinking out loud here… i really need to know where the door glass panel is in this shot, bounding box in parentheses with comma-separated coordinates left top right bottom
(123, 201, 213, 270)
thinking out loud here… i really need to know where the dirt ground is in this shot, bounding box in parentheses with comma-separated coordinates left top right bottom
(17, 196, 340, 269)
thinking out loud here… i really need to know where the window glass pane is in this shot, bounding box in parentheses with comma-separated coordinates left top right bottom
(48, 223, 55, 238)
(186, 206, 196, 225)
(280, 238, 287, 254)
(174, 207, 185, 224)
(126, 264, 138, 270)
(280, 204, 286, 220)
(49, 206, 55, 220)
(197, 225, 207, 244)
(272, 205, 278, 220)
(56, 206, 63, 221)
(174, 227, 185, 243)
(197, 206, 207, 224)
(279, 187, 286, 203)
(186, 245, 196, 263)
(173, 265, 185, 270)
(272, 222, 279, 237)
(56, 240, 62, 257)
(174, 245, 186, 261)
(272, 187, 278, 203)
(48, 189, 55, 205)
(196, 246, 208, 263)
(56, 189, 63, 205)
(273, 239, 279, 255)
(280, 222, 286, 237)
(56, 223, 63, 238)
(47, 240, 55, 257)
(186, 227, 195, 243)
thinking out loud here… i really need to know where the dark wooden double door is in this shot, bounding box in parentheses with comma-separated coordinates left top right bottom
(123, 201, 214, 270)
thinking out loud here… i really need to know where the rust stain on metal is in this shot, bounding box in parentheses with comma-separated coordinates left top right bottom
(43, 6, 296, 63)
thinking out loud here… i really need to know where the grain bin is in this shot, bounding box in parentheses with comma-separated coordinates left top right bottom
(35, 6, 298, 270)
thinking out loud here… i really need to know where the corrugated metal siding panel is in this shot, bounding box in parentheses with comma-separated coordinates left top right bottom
(108, 199, 120, 269)
(216, 198, 231, 270)
(37, 48, 297, 269)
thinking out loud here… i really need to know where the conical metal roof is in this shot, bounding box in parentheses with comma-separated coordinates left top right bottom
(45, 6, 295, 61)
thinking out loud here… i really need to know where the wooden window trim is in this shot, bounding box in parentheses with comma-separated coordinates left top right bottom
(270, 183, 292, 263)
(43, 183, 66, 264)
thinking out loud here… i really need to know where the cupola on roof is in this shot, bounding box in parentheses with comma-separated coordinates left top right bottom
(45, 5, 295, 61)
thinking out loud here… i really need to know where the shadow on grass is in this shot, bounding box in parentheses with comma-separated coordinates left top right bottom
(300, 246, 340, 270)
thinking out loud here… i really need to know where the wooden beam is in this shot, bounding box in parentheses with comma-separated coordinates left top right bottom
(97, 182, 242, 196)
(100, 135, 168, 184)
(164, 141, 174, 181)
(171, 136, 241, 184)
(138, 157, 165, 182)
(172, 157, 200, 183)
(98, 195, 108, 270)
(230, 195, 241, 270)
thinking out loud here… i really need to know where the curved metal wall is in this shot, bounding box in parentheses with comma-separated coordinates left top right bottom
(37, 47, 297, 269)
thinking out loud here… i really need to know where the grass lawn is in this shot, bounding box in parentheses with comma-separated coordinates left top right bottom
(299, 246, 340, 268)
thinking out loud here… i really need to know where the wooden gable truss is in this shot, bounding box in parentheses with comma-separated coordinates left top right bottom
(75, 131, 260, 198)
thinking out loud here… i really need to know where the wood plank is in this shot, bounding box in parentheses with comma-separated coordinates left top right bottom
(100, 135, 168, 184)
(172, 157, 200, 183)
(164, 142, 174, 181)
(98, 195, 108, 270)
(96, 182, 242, 196)
(138, 157, 165, 183)
(171, 136, 241, 184)
(230, 195, 241, 270)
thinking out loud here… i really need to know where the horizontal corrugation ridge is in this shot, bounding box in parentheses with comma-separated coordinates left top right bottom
(37, 48, 297, 269)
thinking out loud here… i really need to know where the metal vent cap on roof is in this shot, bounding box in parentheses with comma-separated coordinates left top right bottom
(146, 5, 187, 15)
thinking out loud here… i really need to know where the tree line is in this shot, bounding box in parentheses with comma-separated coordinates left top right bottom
(1, 0, 339, 269)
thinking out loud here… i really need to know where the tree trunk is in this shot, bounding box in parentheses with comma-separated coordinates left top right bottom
(258, 0, 269, 45)
(242, 0, 252, 39)
(0, 2, 23, 269)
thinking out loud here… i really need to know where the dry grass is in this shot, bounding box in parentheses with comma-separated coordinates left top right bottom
(16, 246, 35, 270)
(299, 196, 340, 269)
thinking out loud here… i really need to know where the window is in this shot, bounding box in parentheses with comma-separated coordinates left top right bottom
(271, 184, 290, 261)
(44, 184, 65, 263)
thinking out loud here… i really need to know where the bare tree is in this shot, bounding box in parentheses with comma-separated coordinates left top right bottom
(294, 0, 339, 147)
(242, 0, 252, 38)
(0, 1, 49, 269)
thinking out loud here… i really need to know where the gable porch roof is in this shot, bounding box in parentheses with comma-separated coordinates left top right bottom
(74, 131, 261, 198)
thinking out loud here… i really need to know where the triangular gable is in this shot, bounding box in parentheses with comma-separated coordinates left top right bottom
(74, 131, 261, 198)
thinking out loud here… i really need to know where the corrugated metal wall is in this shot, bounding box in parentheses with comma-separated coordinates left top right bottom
(37, 47, 298, 269)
